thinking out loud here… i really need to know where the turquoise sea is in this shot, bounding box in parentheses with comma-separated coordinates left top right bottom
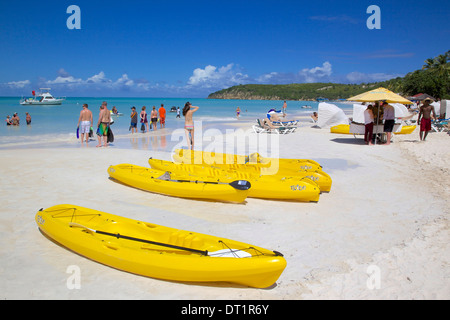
(0, 96, 352, 150)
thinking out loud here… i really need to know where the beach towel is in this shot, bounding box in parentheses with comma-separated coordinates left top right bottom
(107, 127, 114, 143)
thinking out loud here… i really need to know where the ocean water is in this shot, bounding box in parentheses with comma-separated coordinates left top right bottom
(0, 96, 352, 150)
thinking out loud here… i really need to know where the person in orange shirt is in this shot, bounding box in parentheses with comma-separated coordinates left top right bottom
(158, 104, 166, 129)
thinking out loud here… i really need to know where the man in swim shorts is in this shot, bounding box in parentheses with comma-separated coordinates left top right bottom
(418, 97, 436, 141)
(158, 104, 166, 129)
(130, 106, 137, 134)
(96, 101, 111, 147)
(77, 104, 93, 145)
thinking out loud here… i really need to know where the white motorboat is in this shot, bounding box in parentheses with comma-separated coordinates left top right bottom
(20, 88, 65, 105)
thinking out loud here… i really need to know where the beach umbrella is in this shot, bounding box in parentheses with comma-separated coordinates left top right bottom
(347, 87, 412, 104)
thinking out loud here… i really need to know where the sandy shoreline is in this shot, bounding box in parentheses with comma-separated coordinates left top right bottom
(0, 120, 449, 300)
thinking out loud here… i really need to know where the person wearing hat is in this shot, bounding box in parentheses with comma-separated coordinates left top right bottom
(418, 97, 437, 141)
(130, 106, 138, 134)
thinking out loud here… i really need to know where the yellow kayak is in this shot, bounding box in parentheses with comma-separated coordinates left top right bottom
(108, 164, 250, 203)
(172, 149, 323, 175)
(395, 125, 416, 135)
(330, 124, 350, 134)
(36, 205, 286, 288)
(330, 124, 416, 135)
(149, 158, 322, 201)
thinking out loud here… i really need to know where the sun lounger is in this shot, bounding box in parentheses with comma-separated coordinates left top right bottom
(252, 119, 296, 134)
(431, 119, 449, 132)
(272, 119, 298, 127)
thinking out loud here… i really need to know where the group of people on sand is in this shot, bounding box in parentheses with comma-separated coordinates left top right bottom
(77, 101, 112, 147)
(77, 101, 200, 149)
(131, 104, 167, 134)
(363, 101, 395, 146)
(5, 112, 31, 126)
(363, 97, 437, 145)
(131, 102, 199, 150)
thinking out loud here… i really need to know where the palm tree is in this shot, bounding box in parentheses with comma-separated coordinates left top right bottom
(434, 54, 449, 77)
(422, 58, 436, 70)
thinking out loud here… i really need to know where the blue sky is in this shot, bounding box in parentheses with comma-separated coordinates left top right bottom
(0, 0, 449, 97)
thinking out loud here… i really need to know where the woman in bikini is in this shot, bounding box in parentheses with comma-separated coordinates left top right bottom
(182, 102, 199, 150)
(140, 106, 148, 132)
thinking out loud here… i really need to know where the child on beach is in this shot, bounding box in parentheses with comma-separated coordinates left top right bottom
(6, 115, 11, 125)
(182, 102, 199, 150)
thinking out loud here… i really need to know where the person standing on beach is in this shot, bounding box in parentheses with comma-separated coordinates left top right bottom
(364, 105, 374, 145)
(140, 106, 148, 132)
(25, 112, 31, 125)
(418, 97, 437, 141)
(282, 101, 287, 115)
(183, 102, 199, 150)
(159, 104, 166, 129)
(176, 107, 181, 118)
(96, 101, 111, 147)
(150, 106, 158, 131)
(236, 106, 241, 119)
(130, 106, 138, 134)
(77, 104, 93, 145)
(11, 113, 19, 125)
(382, 102, 395, 145)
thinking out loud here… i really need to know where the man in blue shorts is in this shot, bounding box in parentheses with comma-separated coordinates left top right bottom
(130, 106, 138, 134)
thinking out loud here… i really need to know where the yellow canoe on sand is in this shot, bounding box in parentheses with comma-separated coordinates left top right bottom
(172, 149, 324, 175)
(149, 158, 322, 201)
(108, 164, 250, 203)
(36, 205, 286, 288)
(330, 124, 416, 135)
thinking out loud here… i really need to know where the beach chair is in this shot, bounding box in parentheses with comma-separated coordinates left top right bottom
(431, 119, 449, 132)
(253, 119, 296, 134)
(272, 119, 298, 127)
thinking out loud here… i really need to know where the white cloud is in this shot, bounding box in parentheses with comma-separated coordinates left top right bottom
(299, 61, 333, 82)
(5, 80, 31, 88)
(187, 63, 249, 89)
(256, 61, 334, 84)
(114, 74, 134, 87)
(86, 71, 110, 84)
(47, 75, 83, 84)
(346, 71, 402, 83)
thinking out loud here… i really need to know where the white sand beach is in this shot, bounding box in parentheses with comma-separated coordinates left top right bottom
(0, 121, 449, 300)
